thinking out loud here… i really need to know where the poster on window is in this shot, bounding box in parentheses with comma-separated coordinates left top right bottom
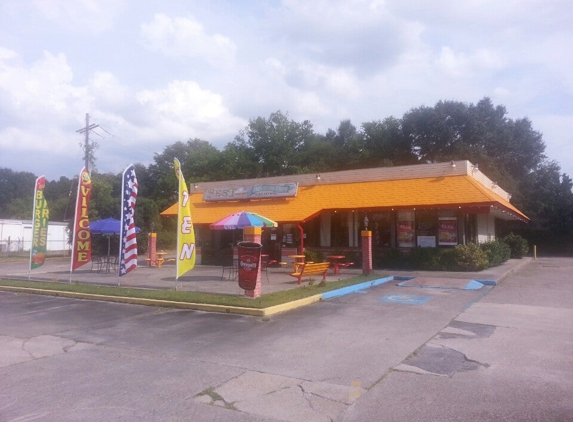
(397, 221, 415, 247)
(438, 217, 458, 245)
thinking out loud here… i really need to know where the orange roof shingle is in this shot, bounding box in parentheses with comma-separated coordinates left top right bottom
(160, 175, 528, 222)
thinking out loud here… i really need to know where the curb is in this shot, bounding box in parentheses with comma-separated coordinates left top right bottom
(0, 285, 325, 317)
(495, 257, 532, 284)
(0, 260, 531, 316)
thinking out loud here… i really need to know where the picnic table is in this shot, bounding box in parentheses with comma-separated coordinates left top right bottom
(327, 255, 353, 275)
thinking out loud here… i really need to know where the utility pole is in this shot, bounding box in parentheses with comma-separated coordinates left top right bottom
(76, 113, 99, 172)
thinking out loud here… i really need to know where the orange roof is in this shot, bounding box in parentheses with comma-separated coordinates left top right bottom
(160, 174, 528, 222)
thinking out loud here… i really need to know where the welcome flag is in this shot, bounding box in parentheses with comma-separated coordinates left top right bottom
(70, 168, 92, 272)
(30, 175, 49, 270)
(119, 164, 138, 276)
(174, 158, 196, 279)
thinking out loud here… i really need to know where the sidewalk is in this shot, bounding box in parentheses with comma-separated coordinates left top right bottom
(0, 257, 363, 295)
(0, 256, 531, 296)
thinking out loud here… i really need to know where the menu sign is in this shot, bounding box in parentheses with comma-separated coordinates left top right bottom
(204, 183, 298, 201)
(397, 221, 415, 247)
(438, 217, 458, 245)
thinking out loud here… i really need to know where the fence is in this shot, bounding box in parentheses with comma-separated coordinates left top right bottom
(0, 239, 70, 257)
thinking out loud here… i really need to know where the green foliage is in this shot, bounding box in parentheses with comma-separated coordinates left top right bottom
(157, 229, 177, 250)
(452, 243, 489, 271)
(374, 248, 407, 269)
(503, 233, 529, 258)
(480, 240, 511, 267)
(408, 247, 445, 270)
(375, 242, 510, 271)
(304, 249, 323, 263)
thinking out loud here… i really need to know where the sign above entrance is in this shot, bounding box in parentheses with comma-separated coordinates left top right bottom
(203, 183, 298, 201)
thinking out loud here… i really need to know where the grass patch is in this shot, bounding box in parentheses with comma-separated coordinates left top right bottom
(0, 273, 383, 309)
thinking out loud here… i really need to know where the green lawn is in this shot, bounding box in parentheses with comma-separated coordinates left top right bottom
(0, 274, 383, 309)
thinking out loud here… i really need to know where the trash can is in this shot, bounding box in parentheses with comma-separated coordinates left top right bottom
(237, 241, 262, 291)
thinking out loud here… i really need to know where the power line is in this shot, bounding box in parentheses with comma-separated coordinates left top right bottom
(75, 113, 99, 172)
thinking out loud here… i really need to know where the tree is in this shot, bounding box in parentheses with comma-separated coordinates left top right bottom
(523, 161, 573, 234)
(361, 117, 417, 168)
(0, 168, 36, 218)
(147, 139, 223, 210)
(232, 111, 315, 177)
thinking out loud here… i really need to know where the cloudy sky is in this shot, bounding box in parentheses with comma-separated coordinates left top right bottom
(1, 0, 572, 181)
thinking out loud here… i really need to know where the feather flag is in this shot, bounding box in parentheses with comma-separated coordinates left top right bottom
(174, 158, 196, 279)
(70, 168, 92, 272)
(119, 164, 138, 276)
(30, 175, 49, 271)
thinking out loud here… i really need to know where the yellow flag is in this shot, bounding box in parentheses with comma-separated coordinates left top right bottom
(174, 158, 196, 278)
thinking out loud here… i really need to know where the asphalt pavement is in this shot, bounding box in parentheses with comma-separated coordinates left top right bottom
(1, 256, 572, 421)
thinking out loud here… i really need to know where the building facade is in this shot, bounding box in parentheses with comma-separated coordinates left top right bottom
(161, 161, 528, 265)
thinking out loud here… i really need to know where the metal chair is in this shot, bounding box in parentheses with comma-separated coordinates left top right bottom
(261, 256, 277, 282)
(221, 258, 238, 280)
(90, 255, 103, 272)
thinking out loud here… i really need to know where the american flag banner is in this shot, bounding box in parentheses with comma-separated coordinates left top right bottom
(119, 164, 138, 276)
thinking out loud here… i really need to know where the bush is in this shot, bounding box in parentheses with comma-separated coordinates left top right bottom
(408, 247, 444, 270)
(453, 243, 489, 271)
(374, 248, 407, 269)
(503, 233, 529, 259)
(157, 230, 177, 250)
(480, 240, 511, 267)
(304, 249, 323, 263)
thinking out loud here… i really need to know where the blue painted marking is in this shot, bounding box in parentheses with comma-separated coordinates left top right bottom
(380, 294, 433, 305)
(475, 279, 497, 286)
(464, 280, 485, 290)
(322, 276, 395, 299)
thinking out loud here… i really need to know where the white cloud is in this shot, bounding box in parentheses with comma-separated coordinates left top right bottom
(140, 13, 237, 67)
(135, 79, 246, 143)
(0, 50, 87, 119)
(32, 0, 127, 34)
(436, 46, 505, 78)
(88, 72, 128, 107)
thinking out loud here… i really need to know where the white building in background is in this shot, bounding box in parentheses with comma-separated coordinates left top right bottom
(0, 219, 69, 253)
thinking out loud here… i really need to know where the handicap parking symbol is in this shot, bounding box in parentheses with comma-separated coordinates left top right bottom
(380, 294, 433, 305)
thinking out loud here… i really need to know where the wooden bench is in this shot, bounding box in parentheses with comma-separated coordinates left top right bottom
(289, 262, 330, 285)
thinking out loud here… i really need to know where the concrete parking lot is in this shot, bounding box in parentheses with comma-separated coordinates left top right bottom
(1, 257, 572, 421)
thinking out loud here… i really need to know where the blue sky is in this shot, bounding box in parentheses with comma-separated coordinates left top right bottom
(1, 0, 572, 181)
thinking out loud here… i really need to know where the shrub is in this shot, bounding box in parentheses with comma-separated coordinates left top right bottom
(374, 248, 407, 269)
(408, 247, 444, 270)
(480, 240, 511, 267)
(304, 249, 323, 263)
(453, 243, 489, 271)
(503, 233, 529, 259)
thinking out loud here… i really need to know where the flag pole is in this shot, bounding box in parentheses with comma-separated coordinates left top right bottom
(118, 166, 126, 286)
(175, 164, 181, 284)
(28, 179, 39, 280)
(69, 173, 82, 283)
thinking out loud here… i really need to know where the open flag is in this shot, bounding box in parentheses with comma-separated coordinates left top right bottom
(119, 164, 138, 276)
(30, 175, 49, 271)
(70, 168, 92, 272)
(174, 158, 196, 279)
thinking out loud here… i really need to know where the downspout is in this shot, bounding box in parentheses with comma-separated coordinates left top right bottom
(298, 225, 304, 254)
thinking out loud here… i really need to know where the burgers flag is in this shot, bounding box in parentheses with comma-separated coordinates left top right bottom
(119, 164, 138, 276)
(30, 175, 49, 270)
(70, 168, 92, 272)
(174, 158, 196, 279)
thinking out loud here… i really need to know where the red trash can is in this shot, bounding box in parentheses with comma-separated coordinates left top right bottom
(237, 241, 262, 291)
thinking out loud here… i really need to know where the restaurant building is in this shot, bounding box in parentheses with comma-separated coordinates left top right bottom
(160, 160, 528, 266)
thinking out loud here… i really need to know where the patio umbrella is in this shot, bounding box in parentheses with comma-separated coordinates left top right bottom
(209, 211, 278, 230)
(89, 218, 141, 255)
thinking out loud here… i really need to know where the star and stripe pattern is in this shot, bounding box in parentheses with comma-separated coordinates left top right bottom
(119, 164, 138, 276)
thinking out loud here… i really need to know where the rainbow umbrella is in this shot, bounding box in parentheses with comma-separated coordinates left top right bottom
(209, 211, 278, 230)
